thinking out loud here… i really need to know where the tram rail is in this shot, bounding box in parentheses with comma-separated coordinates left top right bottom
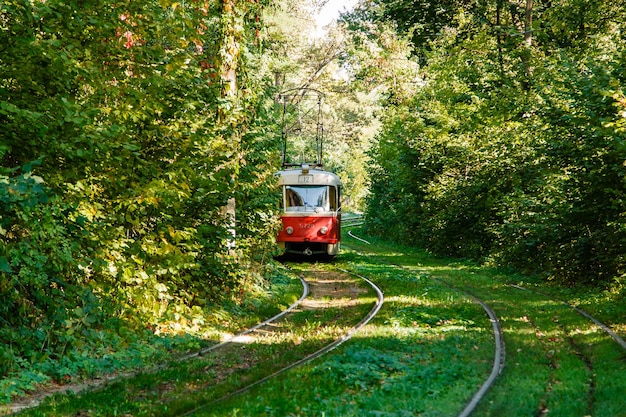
(176, 265, 384, 416)
(7, 226, 625, 416)
(343, 227, 626, 417)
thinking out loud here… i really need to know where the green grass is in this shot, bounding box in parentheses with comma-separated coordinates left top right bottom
(10, 266, 375, 417)
(424, 270, 625, 417)
(342, 230, 626, 417)
(0, 263, 305, 408)
(6, 226, 626, 417)
(193, 250, 495, 416)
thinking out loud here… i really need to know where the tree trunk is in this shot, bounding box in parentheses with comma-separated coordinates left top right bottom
(219, 0, 240, 250)
(524, 0, 533, 47)
(521, 0, 534, 90)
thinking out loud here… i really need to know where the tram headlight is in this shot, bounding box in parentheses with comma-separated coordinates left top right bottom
(320, 226, 328, 235)
(286, 226, 294, 235)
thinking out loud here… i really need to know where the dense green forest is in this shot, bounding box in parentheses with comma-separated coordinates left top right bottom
(355, 0, 626, 285)
(2, 0, 625, 401)
(1, 0, 285, 392)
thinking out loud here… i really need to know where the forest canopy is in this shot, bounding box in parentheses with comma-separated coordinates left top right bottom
(356, 0, 626, 285)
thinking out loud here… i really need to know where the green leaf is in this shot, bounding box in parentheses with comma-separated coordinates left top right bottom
(0, 257, 11, 273)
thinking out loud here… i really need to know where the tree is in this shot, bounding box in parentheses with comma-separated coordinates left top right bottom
(0, 0, 281, 383)
(357, 0, 626, 285)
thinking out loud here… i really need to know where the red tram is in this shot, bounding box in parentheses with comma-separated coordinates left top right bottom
(276, 164, 342, 257)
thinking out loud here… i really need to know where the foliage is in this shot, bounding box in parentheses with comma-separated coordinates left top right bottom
(0, 0, 283, 396)
(350, 0, 626, 59)
(8, 226, 625, 415)
(4, 0, 625, 405)
(360, 2, 626, 285)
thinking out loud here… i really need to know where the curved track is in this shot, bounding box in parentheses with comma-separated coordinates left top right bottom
(177, 266, 384, 417)
(6, 278, 313, 416)
(8, 228, 625, 416)
(509, 283, 626, 350)
(454, 287, 505, 417)
(347, 229, 505, 417)
(345, 228, 626, 417)
(177, 276, 310, 362)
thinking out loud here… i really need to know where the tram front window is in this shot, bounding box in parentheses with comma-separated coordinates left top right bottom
(285, 186, 333, 212)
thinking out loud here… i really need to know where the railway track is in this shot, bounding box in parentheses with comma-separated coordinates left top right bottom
(176, 276, 311, 363)
(342, 228, 626, 417)
(496, 283, 626, 416)
(174, 269, 384, 416)
(346, 230, 505, 417)
(4, 266, 383, 417)
(7, 229, 625, 416)
(182, 251, 505, 417)
(173, 266, 384, 416)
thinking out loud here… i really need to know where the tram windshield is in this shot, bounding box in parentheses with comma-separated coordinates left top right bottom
(285, 185, 338, 212)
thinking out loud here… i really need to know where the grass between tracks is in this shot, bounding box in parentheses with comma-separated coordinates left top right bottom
(200, 254, 495, 417)
(7, 228, 626, 417)
(199, 231, 625, 417)
(339, 233, 626, 417)
(8, 266, 376, 417)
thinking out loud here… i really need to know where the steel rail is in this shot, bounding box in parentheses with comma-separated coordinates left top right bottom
(452, 286, 505, 417)
(348, 229, 371, 245)
(347, 230, 626, 414)
(177, 268, 384, 417)
(3, 278, 312, 416)
(345, 230, 505, 417)
(510, 284, 626, 351)
(177, 276, 310, 362)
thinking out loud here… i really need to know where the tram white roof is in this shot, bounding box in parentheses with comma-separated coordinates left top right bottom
(276, 166, 342, 187)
